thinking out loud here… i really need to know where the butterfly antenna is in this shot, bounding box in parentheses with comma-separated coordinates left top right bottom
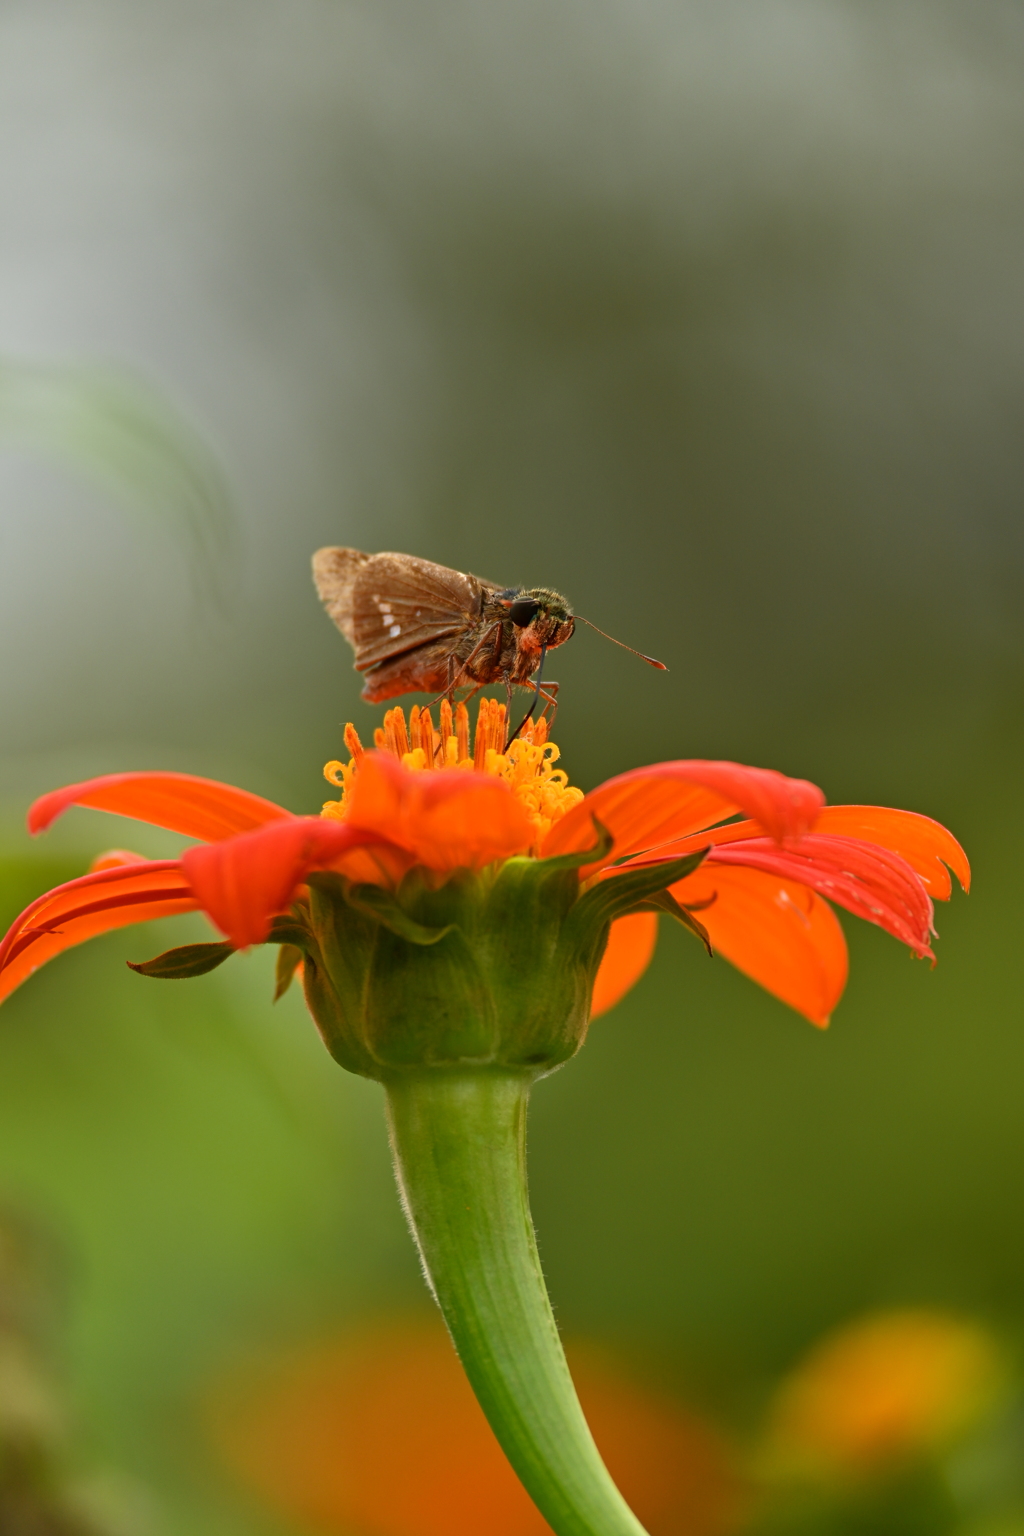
(575, 616, 668, 670)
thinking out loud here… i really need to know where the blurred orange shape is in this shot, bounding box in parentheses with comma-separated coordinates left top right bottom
(208, 1319, 740, 1536)
(766, 1309, 1006, 1479)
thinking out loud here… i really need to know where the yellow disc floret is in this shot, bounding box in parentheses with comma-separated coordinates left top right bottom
(322, 698, 583, 853)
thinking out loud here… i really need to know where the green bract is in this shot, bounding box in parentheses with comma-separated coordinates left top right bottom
(134, 834, 707, 1081)
(292, 840, 706, 1079)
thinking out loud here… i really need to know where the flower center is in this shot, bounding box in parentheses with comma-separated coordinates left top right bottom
(322, 698, 583, 852)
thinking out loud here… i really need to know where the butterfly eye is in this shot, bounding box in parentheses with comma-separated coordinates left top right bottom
(510, 598, 541, 627)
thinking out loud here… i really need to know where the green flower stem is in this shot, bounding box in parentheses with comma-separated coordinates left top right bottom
(385, 1068, 650, 1536)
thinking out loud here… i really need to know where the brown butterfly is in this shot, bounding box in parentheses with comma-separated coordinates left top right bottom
(312, 546, 665, 731)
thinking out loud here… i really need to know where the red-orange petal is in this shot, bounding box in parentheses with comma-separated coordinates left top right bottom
(343, 753, 535, 872)
(29, 772, 292, 843)
(590, 912, 659, 1019)
(670, 864, 849, 1027)
(614, 808, 970, 908)
(0, 861, 197, 1004)
(708, 835, 934, 957)
(89, 848, 151, 871)
(601, 817, 775, 870)
(811, 806, 970, 899)
(181, 817, 396, 948)
(542, 760, 825, 869)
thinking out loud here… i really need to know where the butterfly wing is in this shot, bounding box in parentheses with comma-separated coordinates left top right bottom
(313, 548, 492, 673)
(312, 547, 372, 646)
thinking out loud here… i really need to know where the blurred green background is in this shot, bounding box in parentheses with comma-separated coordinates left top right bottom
(1, 3, 1022, 1532)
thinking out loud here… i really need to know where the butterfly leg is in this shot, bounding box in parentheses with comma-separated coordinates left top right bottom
(502, 674, 517, 747)
(453, 622, 504, 689)
(536, 681, 559, 728)
(507, 648, 553, 746)
(426, 623, 503, 710)
(426, 679, 483, 711)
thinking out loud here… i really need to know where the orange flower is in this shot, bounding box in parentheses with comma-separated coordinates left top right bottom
(208, 1317, 742, 1536)
(0, 698, 968, 1028)
(764, 1310, 1006, 1479)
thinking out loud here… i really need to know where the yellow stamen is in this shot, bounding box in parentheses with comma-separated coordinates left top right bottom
(474, 697, 506, 769)
(384, 708, 409, 758)
(321, 699, 584, 851)
(418, 705, 437, 765)
(455, 701, 470, 762)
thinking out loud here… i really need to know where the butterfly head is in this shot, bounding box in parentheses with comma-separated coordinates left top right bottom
(506, 588, 575, 654)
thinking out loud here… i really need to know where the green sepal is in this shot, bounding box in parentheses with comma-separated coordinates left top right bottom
(548, 850, 710, 1022)
(298, 844, 709, 1081)
(343, 882, 456, 946)
(267, 915, 311, 949)
(127, 941, 235, 979)
(634, 887, 713, 956)
(473, 854, 590, 1068)
(304, 870, 494, 1072)
(569, 848, 709, 933)
(301, 859, 598, 1077)
(273, 943, 305, 1000)
(532, 819, 614, 872)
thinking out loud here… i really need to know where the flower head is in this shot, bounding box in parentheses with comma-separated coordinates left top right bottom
(323, 699, 583, 856)
(0, 699, 968, 1049)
